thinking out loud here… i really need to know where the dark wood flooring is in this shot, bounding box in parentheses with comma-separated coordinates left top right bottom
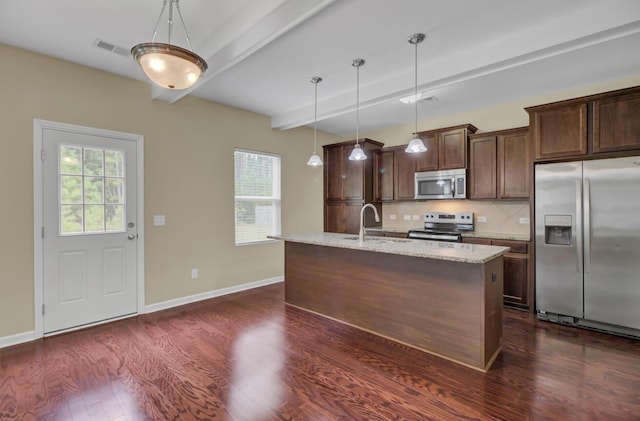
(1, 283, 639, 420)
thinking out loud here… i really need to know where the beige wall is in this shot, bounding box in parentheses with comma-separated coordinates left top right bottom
(0, 44, 338, 338)
(359, 74, 640, 236)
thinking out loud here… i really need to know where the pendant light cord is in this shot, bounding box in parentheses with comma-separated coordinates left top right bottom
(356, 63, 360, 145)
(314, 79, 318, 152)
(414, 38, 418, 136)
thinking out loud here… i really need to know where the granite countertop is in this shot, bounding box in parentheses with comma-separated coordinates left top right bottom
(269, 232, 510, 264)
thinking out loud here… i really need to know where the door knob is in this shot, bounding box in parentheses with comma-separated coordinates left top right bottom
(128, 234, 136, 240)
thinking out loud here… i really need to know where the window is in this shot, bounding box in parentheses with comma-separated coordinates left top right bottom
(234, 149, 281, 245)
(59, 145, 126, 235)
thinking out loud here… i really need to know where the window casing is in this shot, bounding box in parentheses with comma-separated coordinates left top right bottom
(234, 149, 281, 245)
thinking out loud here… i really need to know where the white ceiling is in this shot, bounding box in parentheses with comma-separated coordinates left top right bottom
(1, 0, 640, 137)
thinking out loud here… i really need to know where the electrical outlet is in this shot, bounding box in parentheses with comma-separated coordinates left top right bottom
(389, 214, 397, 220)
(403, 215, 411, 220)
(412, 215, 420, 221)
(153, 215, 166, 226)
(519, 217, 530, 224)
(191, 268, 198, 279)
(477, 216, 487, 223)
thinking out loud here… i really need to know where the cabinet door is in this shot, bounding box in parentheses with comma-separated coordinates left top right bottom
(343, 145, 365, 200)
(593, 91, 640, 153)
(502, 253, 528, 307)
(469, 136, 497, 199)
(373, 149, 394, 201)
(324, 201, 344, 233)
(394, 148, 417, 200)
(415, 134, 438, 171)
(498, 131, 530, 199)
(325, 146, 344, 200)
(439, 128, 467, 169)
(533, 103, 587, 159)
(343, 202, 363, 234)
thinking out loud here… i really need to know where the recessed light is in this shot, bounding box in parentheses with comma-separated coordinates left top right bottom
(399, 93, 437, 104)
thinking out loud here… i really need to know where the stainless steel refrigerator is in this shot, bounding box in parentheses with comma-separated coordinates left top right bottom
(535, 156, 640, 337)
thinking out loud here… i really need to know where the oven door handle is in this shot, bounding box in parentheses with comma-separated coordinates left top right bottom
(409, 232, 460, 242)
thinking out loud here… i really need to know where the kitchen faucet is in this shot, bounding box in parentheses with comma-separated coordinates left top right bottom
(359, 203, 380, 242)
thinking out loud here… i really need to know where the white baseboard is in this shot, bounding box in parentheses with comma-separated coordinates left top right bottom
(0, 277, 283, 349)
(0, 330, 38, 349)
(143, 276, 284, 314)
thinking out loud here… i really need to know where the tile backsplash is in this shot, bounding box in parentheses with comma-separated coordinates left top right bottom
(382, 200, 530, 236)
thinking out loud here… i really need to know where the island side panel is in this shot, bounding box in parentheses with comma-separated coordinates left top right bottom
(483, 257, 503, 369)
(284, 241, 496, 370)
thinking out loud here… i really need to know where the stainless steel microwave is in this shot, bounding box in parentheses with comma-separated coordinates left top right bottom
(414, 169, 467, 200)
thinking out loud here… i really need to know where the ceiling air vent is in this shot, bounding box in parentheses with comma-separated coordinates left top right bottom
(94, 38, 130, 57)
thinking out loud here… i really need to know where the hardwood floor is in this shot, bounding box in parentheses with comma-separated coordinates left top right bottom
(1, 283, 639, 420)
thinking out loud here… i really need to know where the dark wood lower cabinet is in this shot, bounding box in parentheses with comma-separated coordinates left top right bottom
(325, 201, 363, 234)
(502, 253, 528, 307)
(463, 237, 530, 310)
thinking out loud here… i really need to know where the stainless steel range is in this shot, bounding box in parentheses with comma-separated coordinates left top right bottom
(408, 212, 474, 243)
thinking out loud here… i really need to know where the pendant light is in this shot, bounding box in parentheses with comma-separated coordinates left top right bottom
(131, 0, 208, 90)
(348, 58, 367, 161)
(405, 33, 427, 153)
(307, 77, 324, 166)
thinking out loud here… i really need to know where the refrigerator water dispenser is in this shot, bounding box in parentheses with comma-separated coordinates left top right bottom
(544, 215, 572, 246)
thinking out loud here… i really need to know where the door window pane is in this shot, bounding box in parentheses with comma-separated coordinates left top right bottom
(59, 145, 126, 235)
(84, 177, 104, 204)
(60, 176, 82, 204)
(105, 150, 124, 177)
(61, 205, 83, 234)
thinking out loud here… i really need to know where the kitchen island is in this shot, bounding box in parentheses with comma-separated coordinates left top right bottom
(271, 233, 509, 372)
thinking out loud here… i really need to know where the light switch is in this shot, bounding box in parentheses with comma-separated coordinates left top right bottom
(519, 217, 530, 224)
(477, 216, 487, 223)
(154, 215, 166, 226)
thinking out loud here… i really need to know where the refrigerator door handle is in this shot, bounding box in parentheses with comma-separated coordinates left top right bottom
(584, 178, 591, 274)
(576, 180, 583, 274)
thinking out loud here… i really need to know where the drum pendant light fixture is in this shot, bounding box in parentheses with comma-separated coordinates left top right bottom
(131, 0, 208, 90)
(307, 77, 324, 167)
(405, 33, 427, 153)
(348, 58, 367, 161)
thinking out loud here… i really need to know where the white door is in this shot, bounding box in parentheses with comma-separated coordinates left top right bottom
(42, 127, 138, 334)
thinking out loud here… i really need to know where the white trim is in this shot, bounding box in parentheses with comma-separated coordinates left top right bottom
(0, 331, 38, 349)
(144, 277, 284, 314)
(33, 119, 145, 338)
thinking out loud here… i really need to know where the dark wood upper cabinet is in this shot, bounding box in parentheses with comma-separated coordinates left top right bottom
(373, 149, 394, 201)
(530, 103, 587, 160)
(393, 148, 418, 200)
(325, 145, 345, 201)
(593, 90, 640, 153)
(498, 128, 530, 199)
(323, 139, 383, 233)
(469, 127, 530, 200)
(527, 85, 640, 162)
(373, 124, 476, 202)
(439, 128, 468, 169)
(416, 124, 477, 171)
(469, 135, 497, 199)
(415, 133, 438, 171)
